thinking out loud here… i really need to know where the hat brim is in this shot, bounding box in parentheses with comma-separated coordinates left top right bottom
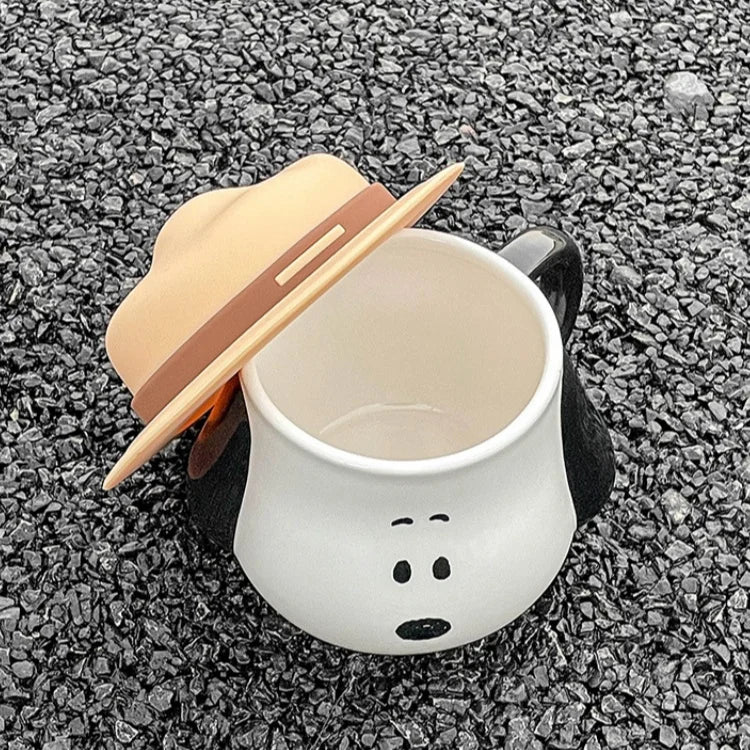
(103, 163, 464, 490)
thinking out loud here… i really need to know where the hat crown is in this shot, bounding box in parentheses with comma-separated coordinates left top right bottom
(106, 154, 368, 395)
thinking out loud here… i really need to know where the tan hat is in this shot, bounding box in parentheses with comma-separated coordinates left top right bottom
(103, 154, 463, 489)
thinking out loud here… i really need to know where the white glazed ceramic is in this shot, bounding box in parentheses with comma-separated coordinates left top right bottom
(232, 228, 577, 655)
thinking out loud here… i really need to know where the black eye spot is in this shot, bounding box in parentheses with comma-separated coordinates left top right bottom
(393, 560, 411, 584)
(391, 517, 413, 526)
(432, 557, 451, 580)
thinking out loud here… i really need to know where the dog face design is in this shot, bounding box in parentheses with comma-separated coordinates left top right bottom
(193, 393, 579, 655)
(388, 513, 454, 643)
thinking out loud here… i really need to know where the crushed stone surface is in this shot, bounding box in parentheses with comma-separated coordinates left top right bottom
(1, 0, 749, 748)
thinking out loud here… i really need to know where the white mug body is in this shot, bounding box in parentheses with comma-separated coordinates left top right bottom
(233, 228, 576, 655)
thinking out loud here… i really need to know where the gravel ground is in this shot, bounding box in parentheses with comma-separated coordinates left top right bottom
(2, 0, 749, 748)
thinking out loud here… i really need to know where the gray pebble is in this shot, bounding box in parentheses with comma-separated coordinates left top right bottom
(661, 489, 691, 524)
(659, 726, 677, 747)
(562, 139, 595, 159)
(508, 90, 544, 114)
(664, 72, 714, 114)
(2, 2, 749, 748)
(174, 33, 191, 49)
(666, 541, 694, 562)
(329, 9, 351, 29)
(0, 147, 18, 177)
(115, 721, 138, 744)
(36, 103, 68, 126)
(611, 264, 643, 288)
(609, 11, 633, 28)
(12, 661, 35, 679)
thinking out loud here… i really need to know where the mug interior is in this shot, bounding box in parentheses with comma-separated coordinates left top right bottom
(250, 229, 548, 461)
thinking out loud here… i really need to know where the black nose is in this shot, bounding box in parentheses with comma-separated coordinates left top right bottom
(396, 618, 452, 641)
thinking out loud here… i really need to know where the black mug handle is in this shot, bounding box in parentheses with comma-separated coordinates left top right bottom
(496, 227, 583, 344)
(498, 227, 614, 524)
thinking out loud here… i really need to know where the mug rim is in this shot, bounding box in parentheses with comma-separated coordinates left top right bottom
(241, 227, 564, 477)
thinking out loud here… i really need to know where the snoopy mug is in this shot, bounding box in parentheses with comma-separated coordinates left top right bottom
(104, 156, 615, 655)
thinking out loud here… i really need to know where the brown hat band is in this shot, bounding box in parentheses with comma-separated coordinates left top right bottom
(131, 182, 396, 423)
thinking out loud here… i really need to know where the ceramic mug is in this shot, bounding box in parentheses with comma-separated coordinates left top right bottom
(187, 227, 615, 654)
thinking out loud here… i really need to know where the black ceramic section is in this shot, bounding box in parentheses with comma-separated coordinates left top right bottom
(497, 226, 583, 344)
(498, 227, 614, 524)
(185, 407, 249, 552)
(560, 349, 616, 523)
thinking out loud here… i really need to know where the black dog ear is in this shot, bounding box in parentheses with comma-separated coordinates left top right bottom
(560, 350, 615, 525)
(186, 380, 250, 551)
